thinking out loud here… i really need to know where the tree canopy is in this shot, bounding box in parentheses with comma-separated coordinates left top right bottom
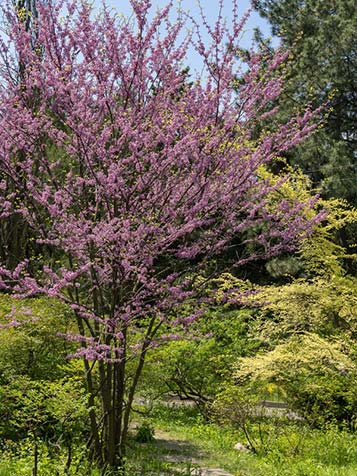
(255, 0, 357, 202)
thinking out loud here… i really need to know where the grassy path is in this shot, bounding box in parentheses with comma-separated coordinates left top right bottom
(154, 428, 234, 475)
(126, 404, 357, 476)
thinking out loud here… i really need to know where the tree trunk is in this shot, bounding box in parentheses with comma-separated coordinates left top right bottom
(32, 438, 38, 476)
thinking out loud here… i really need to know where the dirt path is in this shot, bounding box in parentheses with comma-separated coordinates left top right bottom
(154, 429, 234, 476)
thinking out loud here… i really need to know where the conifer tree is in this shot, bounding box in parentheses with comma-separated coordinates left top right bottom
(255, 0, 357, 202)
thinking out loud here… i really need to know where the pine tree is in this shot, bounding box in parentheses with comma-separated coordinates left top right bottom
(255, 0, 357, 203)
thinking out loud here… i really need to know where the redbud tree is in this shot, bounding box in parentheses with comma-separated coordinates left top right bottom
(0, 0, 322, 471)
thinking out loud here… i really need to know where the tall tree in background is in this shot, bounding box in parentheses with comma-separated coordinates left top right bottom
(0, 0, 322, 473)
(255, 0, 357, 203)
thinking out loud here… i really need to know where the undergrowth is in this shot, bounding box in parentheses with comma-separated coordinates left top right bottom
(0, 403, 356, 475)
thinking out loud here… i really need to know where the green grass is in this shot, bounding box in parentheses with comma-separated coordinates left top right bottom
(1, 404, 356, 475)
(127, 403, 357, 476)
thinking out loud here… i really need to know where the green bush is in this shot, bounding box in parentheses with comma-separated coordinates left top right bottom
(140, 308, 259, 414)
(134, 421, 155, 443)
(235, 334, 357, 427)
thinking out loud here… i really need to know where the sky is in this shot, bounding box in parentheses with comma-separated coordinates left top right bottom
(92, 0, 275, 74)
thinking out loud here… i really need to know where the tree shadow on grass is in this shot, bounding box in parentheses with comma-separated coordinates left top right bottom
(154, 430, 207, 464)
(127, 430, 206, 475)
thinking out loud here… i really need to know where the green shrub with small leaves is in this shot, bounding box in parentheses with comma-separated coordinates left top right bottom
(140, 308, 259, 414)
(235, 334, 357, 427)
